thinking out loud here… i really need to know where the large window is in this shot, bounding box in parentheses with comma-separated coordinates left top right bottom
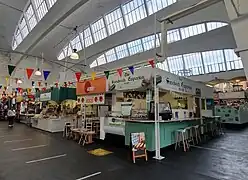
(167, 29, 181, 43)
(183, 52, 204, 75)
(71, 36, 82, 51)
(202, 50, 225, 73)
(105, 49, 117, 62)
(167, 55, 184, 74)
(63, 44, 72, 56)
(122, 0, 147, 27)
(81, 27, 93, 47)
(47, 0, 57, 8)
(25, 5, 37, 30)
(224, 49, 243, 70)
(57, 51, 65, 60)
(90, 60, 98, 68)
(142, 34, 160, 51)
(19, 18, 29, 38)
(33, 0, 48, 20)
(146, 0, 177, 15)
(181, 23, 206, 39)
(157, 61, 169, 71)
(206, 22, 228, 31)
(127, 39, 143, 55)
(115, 44, 129, 59)
(15, 28, 22, 45)
(91, 18, 107, 42)
(105, 8, 125, 35)
(97, 54, 107, 65)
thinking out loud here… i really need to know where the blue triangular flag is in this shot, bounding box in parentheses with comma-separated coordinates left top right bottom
(128, 66, 134, 75)
(43, 70, 50, 81)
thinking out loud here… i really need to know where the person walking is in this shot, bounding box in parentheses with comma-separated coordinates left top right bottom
(7, 108, 16, 128)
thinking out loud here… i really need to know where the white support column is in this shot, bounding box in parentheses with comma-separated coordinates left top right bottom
(153, 13, 164, 161)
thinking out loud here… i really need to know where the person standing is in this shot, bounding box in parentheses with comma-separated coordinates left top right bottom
(7, 108, 16, 128)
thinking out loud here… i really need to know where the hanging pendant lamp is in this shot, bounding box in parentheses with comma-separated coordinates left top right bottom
(70, 49, 79, 60)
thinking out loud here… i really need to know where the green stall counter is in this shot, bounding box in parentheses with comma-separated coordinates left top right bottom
(125, 119, 200, 151)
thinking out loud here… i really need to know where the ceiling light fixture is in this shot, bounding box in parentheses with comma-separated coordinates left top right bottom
(17, 79, 23, 84)
(35, 68, 42, 76)
(70, 49, 79, 60)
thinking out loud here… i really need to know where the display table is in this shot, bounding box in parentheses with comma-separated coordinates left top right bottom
(31, 117, 66, 133)
(125, 118, 201, 151)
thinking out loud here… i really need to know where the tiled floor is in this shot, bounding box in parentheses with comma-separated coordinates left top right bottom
(0, 121, 248, 180)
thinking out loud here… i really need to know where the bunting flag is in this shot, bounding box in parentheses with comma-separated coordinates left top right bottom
(38, 81, 41, 87)
(31, 81, 35, 86)
(75, 72, 82, 82)
(104, 71, 110, 79)
(128, 66, 134, 75)
(117, 68, 123, 77)
(43, 70, 50, 81)
(148, 59, 155, 68)
(26, 68, 34, 80)
(91, 72, 96, 80)
(8, 65, 16, 76)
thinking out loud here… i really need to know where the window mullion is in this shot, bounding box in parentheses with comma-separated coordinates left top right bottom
(222, 49, 228, 71)
(120, 5, 127, 28)
(182, 55, 186, 76)
(200, 52, 206, 74)
(143, 0, 149, 16)
(89, 24, 96, 43)
(102, 15, 110, 36)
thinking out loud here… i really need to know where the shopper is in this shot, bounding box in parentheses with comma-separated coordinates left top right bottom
(7, 108, 16, 128)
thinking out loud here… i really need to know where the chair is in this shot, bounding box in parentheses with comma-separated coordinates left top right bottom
(199, 124, 208, 141)
(175, 128, 189, 152)
(78, 122, 96, 146)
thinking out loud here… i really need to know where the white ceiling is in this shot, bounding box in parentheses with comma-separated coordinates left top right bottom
(0, 0, 28, 50)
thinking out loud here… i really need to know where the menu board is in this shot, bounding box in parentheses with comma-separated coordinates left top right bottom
(131, 132, 148, 163)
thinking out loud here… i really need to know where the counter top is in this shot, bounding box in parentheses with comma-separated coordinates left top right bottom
(125, 118, 201, 123)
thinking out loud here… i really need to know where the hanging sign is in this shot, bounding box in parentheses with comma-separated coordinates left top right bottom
(77, 94, 105, 105)
(76, 77, 106, 95)
(40, 92, 51, 101)
(131, 132, 148, 163)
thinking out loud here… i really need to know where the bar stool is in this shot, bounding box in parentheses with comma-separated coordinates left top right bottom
(175, 129, 189, 152)
(185, 126, 195, 145)
(207, 121, 214, 137)
(199, 123, 208, 142)
(193, 125, 201, 144)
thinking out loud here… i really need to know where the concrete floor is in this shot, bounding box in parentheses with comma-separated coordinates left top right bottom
(0, 121, 248, 180)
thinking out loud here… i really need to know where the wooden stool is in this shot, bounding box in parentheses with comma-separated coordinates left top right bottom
(193, 125, 201, 144)
(175, 129, 189, 152)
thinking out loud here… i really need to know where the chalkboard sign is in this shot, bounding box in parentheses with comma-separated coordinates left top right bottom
(131, 132, 148, 163)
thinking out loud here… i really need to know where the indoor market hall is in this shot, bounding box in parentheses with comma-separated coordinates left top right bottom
(0, 0, 248, 179)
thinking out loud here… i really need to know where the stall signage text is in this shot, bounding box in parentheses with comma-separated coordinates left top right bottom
(166, 78, 192, 93)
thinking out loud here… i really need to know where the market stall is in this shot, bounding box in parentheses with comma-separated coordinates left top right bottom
(75, 77, 109, 139)
(30, 87, 77, 132)
(100, 67, 214, 151)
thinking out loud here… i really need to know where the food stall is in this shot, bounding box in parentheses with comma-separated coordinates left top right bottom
(100, 67, 214, 151)
(31, 87, 77, 132)
(76, 77, 109, 137)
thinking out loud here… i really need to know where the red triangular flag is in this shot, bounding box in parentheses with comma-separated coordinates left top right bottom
(117, 68, 123, 77)
(148, 59, 155, 68)
(75, 72, 82, 82)
(26, 68, 34, 80)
